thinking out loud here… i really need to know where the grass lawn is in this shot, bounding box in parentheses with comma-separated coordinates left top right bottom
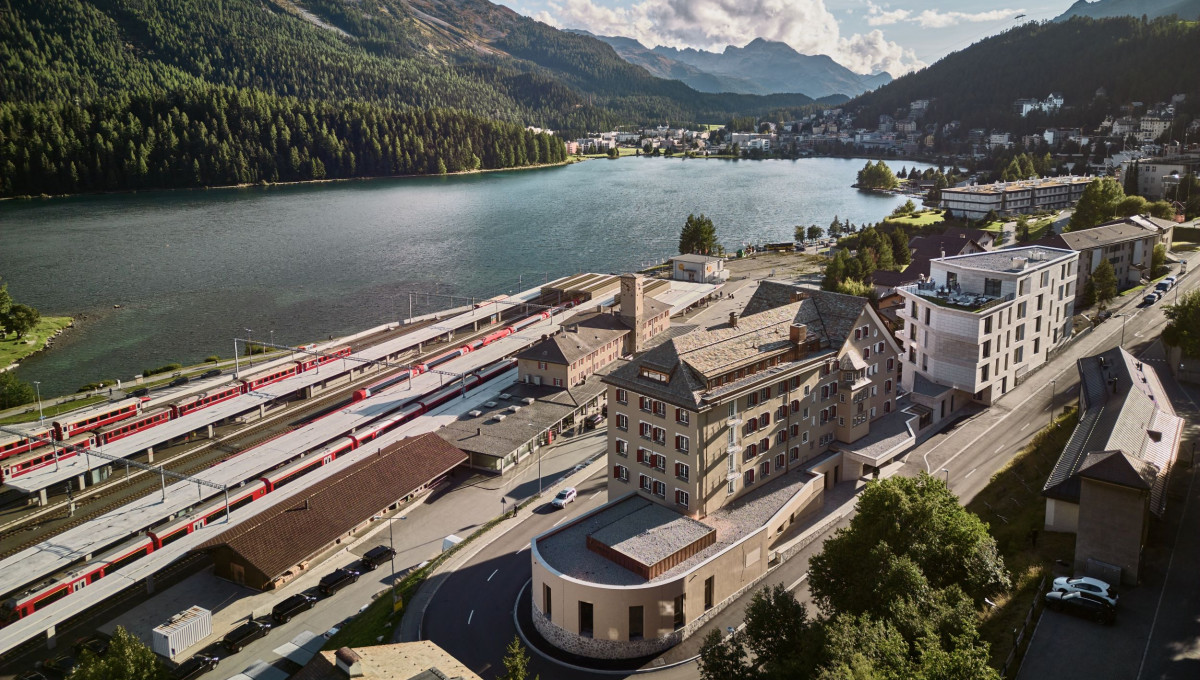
(1172, 240, 1198, 252)
(0, 394, 107, 425)
(978, 220, 1009, 233)
(970, 407, 1079, 672)
(0, 316, 72, 369)
(888, 209, 946, 227)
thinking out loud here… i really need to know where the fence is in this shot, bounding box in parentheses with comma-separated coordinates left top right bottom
(1001, 574, 1047, 678)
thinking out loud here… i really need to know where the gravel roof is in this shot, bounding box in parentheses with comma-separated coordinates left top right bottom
(937, 246, 1075, 273)
(835, 398, 917, 464)
(590, 502, 714, 567)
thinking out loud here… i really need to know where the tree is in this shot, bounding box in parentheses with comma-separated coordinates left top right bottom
(4, 303, 40, 339)
(1068, 178, 1124, 231)
(1163, 289, 1200, 358)
(1152, 243, 1166, 277)
(890, 228, 910, 265)
(1123, 160, 1140, 196)
(857, 161, 899, 190)
(1146, 200, 1176, 220)
(982, 209, 1000, 225)
(807, 225, 824, 241)
(0, 371, 37, 409)
(0, 279, 11, 320)
(1015, 215, 1031, 242)
(829, 216, 843, 238)
(823, 250, 849, 291)
(1115, 195, 1148, 217)
(891, 199, 916, 217)
(1091, 259, 1118, 305)
(498, 636, 537, 680)
(808, 474, 1008, 617)
(71, 626, 166, 680)
(679, 213, 718, 255)
(1080, 278, 1097, 308)
(699, 630, 755, 680)
(836, 279, 876, 299)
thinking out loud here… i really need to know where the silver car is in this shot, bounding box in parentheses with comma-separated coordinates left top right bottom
(1052, 576, 1118, 606)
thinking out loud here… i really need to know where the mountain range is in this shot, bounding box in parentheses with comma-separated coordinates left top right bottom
(1054, 0, 1200, 21)
(576, 32, 890, 99)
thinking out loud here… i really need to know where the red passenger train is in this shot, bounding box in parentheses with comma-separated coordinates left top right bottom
(0, 427, 52, 461)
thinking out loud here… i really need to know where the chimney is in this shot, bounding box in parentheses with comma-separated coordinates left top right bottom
(790, 291, 811, 303)
(729, 312, 739, 329)
(789, 323, 808, 346)
(305, 499, 310, 511)
(335, 647, 364, 678)
(940, 248, 945, 259)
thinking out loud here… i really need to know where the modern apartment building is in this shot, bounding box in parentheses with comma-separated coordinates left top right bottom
(895, 246, 1079, 408)
(531, 285, 909, 659)
(1120, 154, 1200, 200)
(940, 176, 1093, 219)
(1037, 215, 1175, 300)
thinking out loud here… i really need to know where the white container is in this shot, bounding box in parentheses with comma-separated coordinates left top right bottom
(441, 535, 463, 552)
(152, 606, 212, 660)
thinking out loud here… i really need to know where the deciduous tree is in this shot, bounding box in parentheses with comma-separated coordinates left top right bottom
(1164, 289, 1200, 358)
(72, 626, 166, 680)
(1092, 259, 1118, 305)
(807, 225, 824, 241)
(3, 304, 39, 339)
(0, 372, 37, 409)
(1068, 178, 1124, 231)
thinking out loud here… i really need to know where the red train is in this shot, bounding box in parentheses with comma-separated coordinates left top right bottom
(411, 303, 575, 374)
(95, 408, 171, 446)
(53, 400, 140, 440)
(0, 427, 53, 462)
(237, 346, 351, 392)
(1, 433, 94, 483)
(0, 358, 516, 623)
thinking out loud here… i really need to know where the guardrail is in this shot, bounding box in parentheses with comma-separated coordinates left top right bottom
(1001, 574, 1047, 678)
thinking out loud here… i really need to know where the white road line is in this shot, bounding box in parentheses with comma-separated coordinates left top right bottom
(468, 610, 474, 625)
(590, 491, 602, 500)
(786, 573, 809, 592)
(487, 569, 498, 582)
(1020, 423, 1029, 431)
(994, 445, 1004, 453)
(552, 515, 570, 527)
(965, 468, 977, 478)
(514, 545, 528, 556)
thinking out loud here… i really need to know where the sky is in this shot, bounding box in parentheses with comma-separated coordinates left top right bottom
(497, 0, 1078, 76)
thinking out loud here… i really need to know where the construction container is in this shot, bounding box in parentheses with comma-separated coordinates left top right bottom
(152, 606, 212, 659)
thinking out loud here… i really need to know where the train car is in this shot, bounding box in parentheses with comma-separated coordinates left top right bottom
(351, 370, 414, 402)
(0, 426, 52, 461)
(260, 448, 340, 493)
(0, 536, 154, 623)
(94, 408, 171, 446)
(198, 480, 268, 524)
(171, 383, 242, 418)
(148, 512, 209, 550)
(2, 433, 93, 483)
(347, 404, 422, 448)
(53, 399, 140, 440)
(238, 363, 299, 393)
(295, 345, 352, 372)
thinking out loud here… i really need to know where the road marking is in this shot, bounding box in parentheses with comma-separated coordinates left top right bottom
(994, 445, 1004, 453)
(467, 610, 474, 625)
(487, 569, 498, 582)
(552, 516, 570, 527)
(590, 491, 602, 500)
(786, 573, 809, 592)
(514, 545, 528, 556)
(965, 468, 977, 478)
(1020, 423, 1028, 431)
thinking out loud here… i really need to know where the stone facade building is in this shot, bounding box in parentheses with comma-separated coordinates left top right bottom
(895, 246, 1079, 408)
(530, 284, 911, 659)
(1036, 215, 1175, 301)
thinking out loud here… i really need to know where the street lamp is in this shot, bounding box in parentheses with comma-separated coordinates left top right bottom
(33, 381, 44, 427)
(1114, 313, 1129, 347)
(1049, 379, 1057, 424)
(244, 328, 253, 367)
(390, 514, 405, 605)
(941, 468, 949, 486)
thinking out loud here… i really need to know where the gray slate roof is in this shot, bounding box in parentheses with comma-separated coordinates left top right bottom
(1056, 216, 1175, 250)
(1042, 347, 1183, 516)
(1077, 451, 1159, 490)
(515, 312, 629, 366)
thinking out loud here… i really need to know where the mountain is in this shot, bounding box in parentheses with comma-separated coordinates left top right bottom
(846, 16, 1200, 132)
(0, 0, 823, 197)
(581, 33, 889, 98)
(1055, 0, 1200, 21)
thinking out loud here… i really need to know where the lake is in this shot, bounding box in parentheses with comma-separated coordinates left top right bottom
(0, 157, 933, 395)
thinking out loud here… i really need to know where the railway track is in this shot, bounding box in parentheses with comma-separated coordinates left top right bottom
(0, 302, 545, 558)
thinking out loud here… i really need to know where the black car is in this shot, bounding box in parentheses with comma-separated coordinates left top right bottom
(319, 568, 360, 596)
(172, 654, 219, 680)
(169, 376, 190, 387)
(360, 545, 396, 571)
(221, 620, 271, 652)
(201, 369, 221, 379)
(272, 593, 318, 623)
(41, 655, 76, 678)
(131, 387, 151, 398)
(584, 414, 604, 430)
(73, 634, 110, 658)
(1044, 590, 1115, 625)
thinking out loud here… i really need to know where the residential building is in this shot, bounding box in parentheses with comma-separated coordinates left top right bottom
(1035, 215, 1175, 300)
(939, 176, 1094, 219)
(532, 285, 915, 659)
(293, 641, 482, 680)
(516, 313, 630, 388)
(1120, 154, 1200, 199)
(872, 233, 989, 295)
(669, 254, 729, 284)
(1042, 347, 1182, 585)
(895, 246, 1079, 407)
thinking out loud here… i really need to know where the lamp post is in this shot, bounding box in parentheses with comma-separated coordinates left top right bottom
(244, 328, 253, 367)
(390, 514, 405, 605)
(941, 468, 949, 486)
(1049, 379, 1057, 424)
(33, 381, 44, 427)
(1114, 313, 1128, 347)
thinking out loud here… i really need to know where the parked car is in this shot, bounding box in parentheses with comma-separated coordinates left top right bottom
(584, 414, 604, 430)
(169, 376, 190, 388)
(551, 487, 578, 508)
(131, 387, 151, 398)
(360, 545, 397, 571)
(272, 593, 318, 623)
(1143, 292, 1161, 305)
(41, 655, 76, 678)
(1156, 280, 1172, 292)
(1164, 276, 1177, 286)
(221, 620, 270, 652)
(1052, 576, 1118, 606)
(73, 633, 110, 658)
(173, 654, 220, 680)
(200, 369, 221, 379)
(318, 568, 360, 596)
(1044, 590, 1115, 624)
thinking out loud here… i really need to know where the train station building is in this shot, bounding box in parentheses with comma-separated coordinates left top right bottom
(195, 434, 466, 591)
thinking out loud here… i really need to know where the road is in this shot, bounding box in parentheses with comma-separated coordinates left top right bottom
(418, 254, 1198, 680)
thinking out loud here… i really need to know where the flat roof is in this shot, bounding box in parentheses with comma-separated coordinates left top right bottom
(589, 499, 714, 567)
(671, 254, 723, 263)
(835, 398, 918, 465)
(936, 246, 1076, 273)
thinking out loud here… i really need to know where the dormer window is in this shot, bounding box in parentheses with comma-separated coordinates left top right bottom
(640, 367, 670, 383)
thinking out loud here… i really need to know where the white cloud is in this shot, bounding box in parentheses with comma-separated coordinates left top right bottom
(865, 2, 1022, 29)
(539, 0, 925, 74)
(865, 3, 910, 26)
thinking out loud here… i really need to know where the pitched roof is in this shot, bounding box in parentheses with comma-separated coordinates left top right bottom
(1054, 216, 1174, 251)
(910, 235, 984, 260)
(1077, 451, 1159, 490)
(515, 313, 629, 366)
(941, 226, 997, 244)
(195, 434, 466, 580)
(1042, 347, 1183, 516)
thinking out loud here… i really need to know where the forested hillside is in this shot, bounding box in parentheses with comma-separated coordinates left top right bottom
(0, 0, 818, 197)
(846, 17, 1200, 132)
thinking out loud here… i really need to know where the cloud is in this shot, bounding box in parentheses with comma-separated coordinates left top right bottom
(540, 0, 925, 74)
(865, 2, 1022, 29)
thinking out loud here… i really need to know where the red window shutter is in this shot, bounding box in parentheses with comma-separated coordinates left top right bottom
(614, 465, 621, 478)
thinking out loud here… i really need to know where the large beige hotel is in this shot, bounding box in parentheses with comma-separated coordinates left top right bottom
(529, 283, 914, 658)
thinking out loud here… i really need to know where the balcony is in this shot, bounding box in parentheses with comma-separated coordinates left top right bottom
(727, 443, 742, 456)
(727, 414, 743, 426)
(900, 282, 1014, 313)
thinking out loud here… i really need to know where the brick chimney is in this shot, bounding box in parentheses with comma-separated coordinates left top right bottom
(789, 323, 808, 346)
(729, 312, 739, 329)
(335, 647, 364, 678)
(790, 291, 810, 303)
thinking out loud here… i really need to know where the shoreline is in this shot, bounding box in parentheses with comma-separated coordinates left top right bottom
(1, 316, 74, 373)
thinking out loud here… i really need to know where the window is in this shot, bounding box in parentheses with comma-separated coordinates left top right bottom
(791, 399, 800, 413)
(675, 461, 690, 480)
(821, 385, 830, 400)
(1017, 301, 1027, 318)
(638, 421, 650, 438)
(652, 480, 667, 497)
(744, 469, 755, 486)
(653, 427, 666, 444)
(790, 423, 800, 437)
(579, 602, 594, 638)
(877, 341, 885, 353)
(761, 411, 771, 426)
(760, 461, 771, 478)
(885, 379, 893, 394)
(676, 408, 689, 424)
(629, 606, 644, 641)
(1035, 317, 1042, 332)
(982, 340, 991, 359)
(984, 316, 993, 334)
(981, 364, 990, 381)
(616, 439, 628, 456)
(653, 401, 666, 417)
(855, 328, 862, 340)
(553, 378, 563, 387)
(616, 389, 627, 404)
(760, 387, 771, 401)
(639, 396, 650, 411)
(747, 392, 759, 407)
(537, 361, 548, 370)
(1014, 346, 1024, 363)
(639, 474, 652, 491)
(544, 584, 552, 619)
(640, 367, 669, 383)
(1037, 294, 1043, 311)
(1019, 278, 1029, 295)
(775, 453, 785, 470)
(909, 347, 917, 364)
(922, 354, 928, 371)
(984, 278, 1002, 297)
(746, 416, 758, 433)
(675, 434, 689, 452)
(776, 431, 788, 446)
(801, 431, 810, 444)
(759, 437, 770, 453)
(675, 489, 690, 508)
(911, 300, 917, 316)
(863, 347, 871, 359)
(745, 443, 757, 460)
(1040, 271, 1049, 287)
(613, 464, 629, 481)
(1033, 338, 1041, 354)
(673, 594, 686, 629)
(820, 408, 829, 425)
(886, 357, 895, 372)
(789, 446, 800, 462)
(925, 307, 931, 324)
(616, 414, 628, 430)
(704, 577, 714, 610)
